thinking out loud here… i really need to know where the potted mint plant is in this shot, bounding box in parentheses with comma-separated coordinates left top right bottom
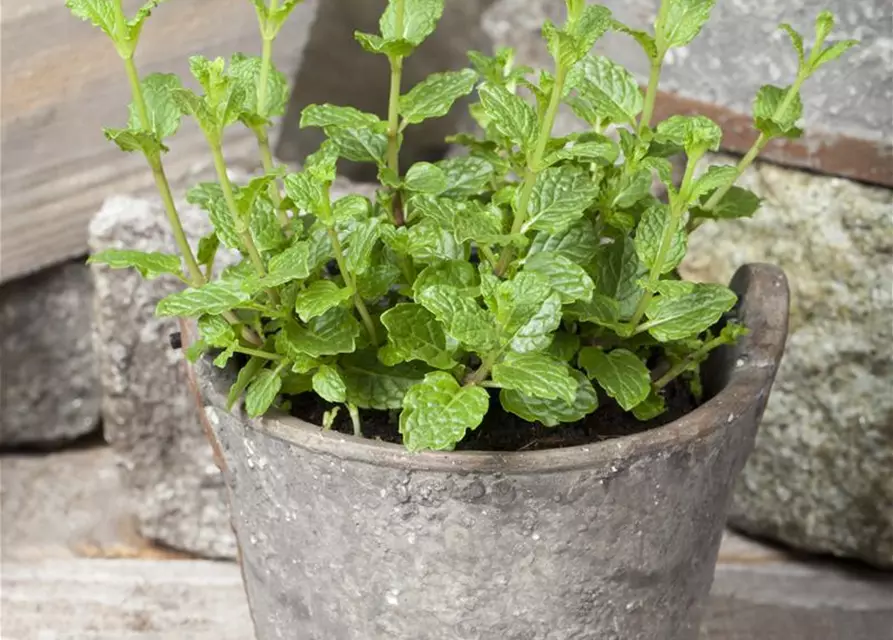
(69, 0, 855, 638)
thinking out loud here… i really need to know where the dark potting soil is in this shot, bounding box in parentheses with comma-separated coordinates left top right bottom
(288, 378, 697, 452)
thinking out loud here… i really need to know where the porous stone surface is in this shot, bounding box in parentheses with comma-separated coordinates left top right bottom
(0, 261, 100, 447)
(89, 196, 239, 559)
(682, 158, 893, 568)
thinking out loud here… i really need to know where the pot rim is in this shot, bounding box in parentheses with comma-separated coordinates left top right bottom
(204, 264, 789, 475)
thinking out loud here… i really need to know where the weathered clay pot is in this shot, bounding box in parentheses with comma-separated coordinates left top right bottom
(192, 264, 788, 640)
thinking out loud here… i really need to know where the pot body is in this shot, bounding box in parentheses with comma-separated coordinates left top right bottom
(195, 264, 789, 640)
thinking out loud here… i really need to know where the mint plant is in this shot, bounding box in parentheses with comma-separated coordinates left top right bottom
(71, 0, 855, 452)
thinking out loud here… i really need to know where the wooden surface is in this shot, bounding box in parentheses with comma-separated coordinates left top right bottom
(2, 446, 892, 639)
(0, 0, 316, 283)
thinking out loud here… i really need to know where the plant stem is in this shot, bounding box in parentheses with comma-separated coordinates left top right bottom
(254, 126, 289, 227)
(638, 57, 664, 134)
(347, 403, 363, 438)
(234, 345, 283, 361)
(495, 64, 568, 276)
(148, 160, 206, 286)
(466, 352, 500, 386)
(321, 192, 379, 345)
(652, 334, 726, 389)
(385, 0, 405, 225)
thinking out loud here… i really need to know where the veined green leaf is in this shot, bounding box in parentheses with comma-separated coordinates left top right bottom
(547, 331, 581, 362)
(294, 280, 353, 322)
(527, 218, 598, 266)
(500, 369, 597, 427)
(693, 186, 762, 220)
(689, 165, 738, 202)
(634, 205, 687, 275)
(380, 303, 455, 370)
(478, 83, 538, 153)
(566, 293, 623, 331)
(642, 283, 737, 341)
(413, 260, 479, 297)
(593, 235, 647, 319)
(380, 0, 444, 46)
(245, 368, 282, 417)
(656, 115, 722, 157)
(524, 251, 594, 303)
(326, 126, 389, 165)
(88, 249, 182, 280)
(570, 55, 643, 126)
(198, 314, 235, 348)
(578, 347, 650, 411)
(406, 221, 462, 263)
(345, 219, 382, 274)
(103, 128, 165, 158)
(227, 356, 266, 410)
(521, 165, 597, 234)
(404, 162, 448, 195)
(436, 156, 495, 197)
(156, 281, 249, 317)
(492, 352, 577, 403)
(400, 372, 489, 452)
(187, 183, 243, 250)
(128, 74, 182, 140)
(416, 285, 499, 352)
(283, 171, 326, 218)
(341, 350, 428, 410)
(312, 364, 347, 403)
(356, 261, 401, 299)
(300, 104, 382, 129)
(632, 390, 667, 421)
(66, 0, 116, 37)
(659, 0, 716, 49)
(276, 308, 360, 358)
(400, 69, 478, 125)
(754, 85, 803, 139)
(333, 195, 372, 222)
(229, 53, 289, 119)
(260, 242, 311, 287)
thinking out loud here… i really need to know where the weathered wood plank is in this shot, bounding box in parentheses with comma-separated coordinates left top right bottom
(0, 0, 317, 283)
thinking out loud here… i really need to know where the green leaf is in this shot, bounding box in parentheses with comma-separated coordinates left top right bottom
(294, 279, 353, 322)
(197, 233, 219, 269)
(156, 281, 249, 317)
(612, 20, 658, 60)
(811, 40, 859, 72)
(524, 251, 594, 303)
(198, 314, 235, 348)
(345, 219, 382, 274)
(521, 165, 597, 234)
(326, 126, 389, 165)
(380, 0, 443, 46)
(659, 0, 716, 49)
(656, 115, 722, 157)
(570, 55, 643, 126)
(543, 135, 619, 167)
(694, 186, 762, 220)
(416, 285, 499, 352)
(492, 353, 577, 403)
(409, 196, 504, 245)
(634, 205, 687, 275)
(567, 293, 623, 331)
(283, 171, 325, 217)
(643, 283, 737, 341)
(341, 350, 427, 410)
(593, 235, 647, 319)
(312, 365, 347, 403)
(567, 5, 613, 58)
(262, 242, 311, 287)
(229, 53, 289, 119)
(527, 218, 598, 266)
(404, 162, 448, 195)
(66, 0, 116, 37)
(103, 127, 164, 158)
(380, 303, 455, 370)
(499, 369, 597, 427)
(245, 369, 282, 417)
(304, 141, 340, 183)
(547, 331, 581, 362)
(578, 347, 650, 411)
(187, 183, 242, 250)
(609, 168, 653, 211)
(436, 157, 495, 197)
(632, 391, 667, 421)
(779, 23, 804, 65)
(814, 9, 835, 44)
(248, 195, 285, 253)
(275, 309, 361, 358)
(753, 85, 803, 139)
(406, 222, 462, 263)
(227, 356, 266, 410)
(689, 165, 738, 202)
(478, 83, 538, 153)
(354, 32, 415, 57)
(128, 73, 182, 140)
(399, 372, 489, 452)
(300, 104, 382, 129)
(88, 249, 182, 280)
(413, 260, 478, 297)
(356, 262, 401, 299)
(498, 284, 563, 354)
(400, 69, 477, 125)
(333, 195, 372, 222)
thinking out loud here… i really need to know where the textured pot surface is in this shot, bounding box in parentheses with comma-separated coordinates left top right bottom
(195, 264, 789, 640)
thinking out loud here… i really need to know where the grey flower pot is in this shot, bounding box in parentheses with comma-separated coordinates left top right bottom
(190, 263, 789, 640)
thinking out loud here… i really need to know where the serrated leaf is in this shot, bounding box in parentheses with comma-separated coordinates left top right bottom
(399, 372, 489, 452)
(656, 115, 722, 157)
(294, 279, 353, 322)
(300, 104, 382, 129)
(478, 83, 538, 152)
(413, 260, 478, 297)
(312, 364, 347, 403)
(547, 332, 581, 362)
(543, 135, 619, 167)
(570, 55, 643, 126)
(779, 23, 804, 65)
(66, 0, 115, 37)
(245, 369, 282, 417)
(416, 285, 499, 352)
(197, 233, 219, 268)
(326, 126, 389, 165)
(690, 165, 738, 202)
(660, 0, 716, 49)
(88, 249, 182, 280)
(634, 205, 687, 275)
(198, 314, 235, 348)
(187, 183, 243, 250)
(213, 345, 236, 368)
(435, 156, 494, 197)
(259, 241, 310, 287)
(753, 85, 803, 139)
(694, 185, 762, 220)
(356, 262, 401, 299)
(380, 303, 455, 369)
(579, 347, 650, 411)
(128, 73, 182, 140)
(103, 127, 164, 158)
(341, 350, 427, 410)
(521, 165, 597, 234)
(593, 235, 647, 319)
(643, 283, 737, 341)
(492, 353, 577, 403)
(249, 195, 285, 253)
(566, 293, 622, 331)
(344, 219, 382, 274)
(612, 20, 658, 60)
(814, 10, 835, 44)
(632, 391, 667, 421)
(354, 32, 415, 57)
(500, 369, 597, 427)
(409, 196, 504, 245)
(229, 53, 289, 119)
(156, 281, 249, 317)
(524, 251, 594, 303)
(811, 40, 859, 72)
(333, 195, 372, 221)
(400, 69, 477, 125)
(227, 356, 266, 410)
(509, 293, 562, 353)
(276, 308, 360, 358)
(304, 140, 340, 183)
(283, 171, 326, 217)
(406, 221, 462, 263)
(380, 0, 444, 46)
(527, 218, 598, 266)
(404, 162, 447, 195)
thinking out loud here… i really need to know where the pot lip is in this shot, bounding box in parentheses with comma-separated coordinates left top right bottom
(206, 264, 789, 475)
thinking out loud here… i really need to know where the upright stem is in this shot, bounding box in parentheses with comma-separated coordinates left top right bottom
(495, 65, 568, 276)
(638, 58, 664, 134)
(149, 160, 206, 286)
(254, 127, 289, 228)
(385, 0, 406, 226)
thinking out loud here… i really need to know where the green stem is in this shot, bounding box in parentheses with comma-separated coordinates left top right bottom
(494, 64, 568, 276)
(149, 159, 206, 286)
(347, 403, 363, 438)
(254, 127, 289, 227)
(386, 0, 405, 225)
(653, 334, 726, 389)
(466, 352, 500, 386)
(234, 345, 283, 361)
(638, 58, 664, 134)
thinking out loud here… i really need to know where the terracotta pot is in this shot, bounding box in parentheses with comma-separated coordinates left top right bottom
(192, 263, 789, 640)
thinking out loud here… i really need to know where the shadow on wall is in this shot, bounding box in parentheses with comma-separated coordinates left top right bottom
(276, 0, 496, 181)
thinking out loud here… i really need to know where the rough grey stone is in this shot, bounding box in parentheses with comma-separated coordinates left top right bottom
(194, 266, 788, 640)
(0, 261, 100, 447)
(682, 158, 893, 568)
(89, 196, 238, 559)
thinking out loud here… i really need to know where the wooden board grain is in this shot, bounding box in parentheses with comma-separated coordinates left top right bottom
(0, 0, 318, 283)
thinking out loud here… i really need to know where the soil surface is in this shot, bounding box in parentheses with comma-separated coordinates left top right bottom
(289, 379, 697, 452)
